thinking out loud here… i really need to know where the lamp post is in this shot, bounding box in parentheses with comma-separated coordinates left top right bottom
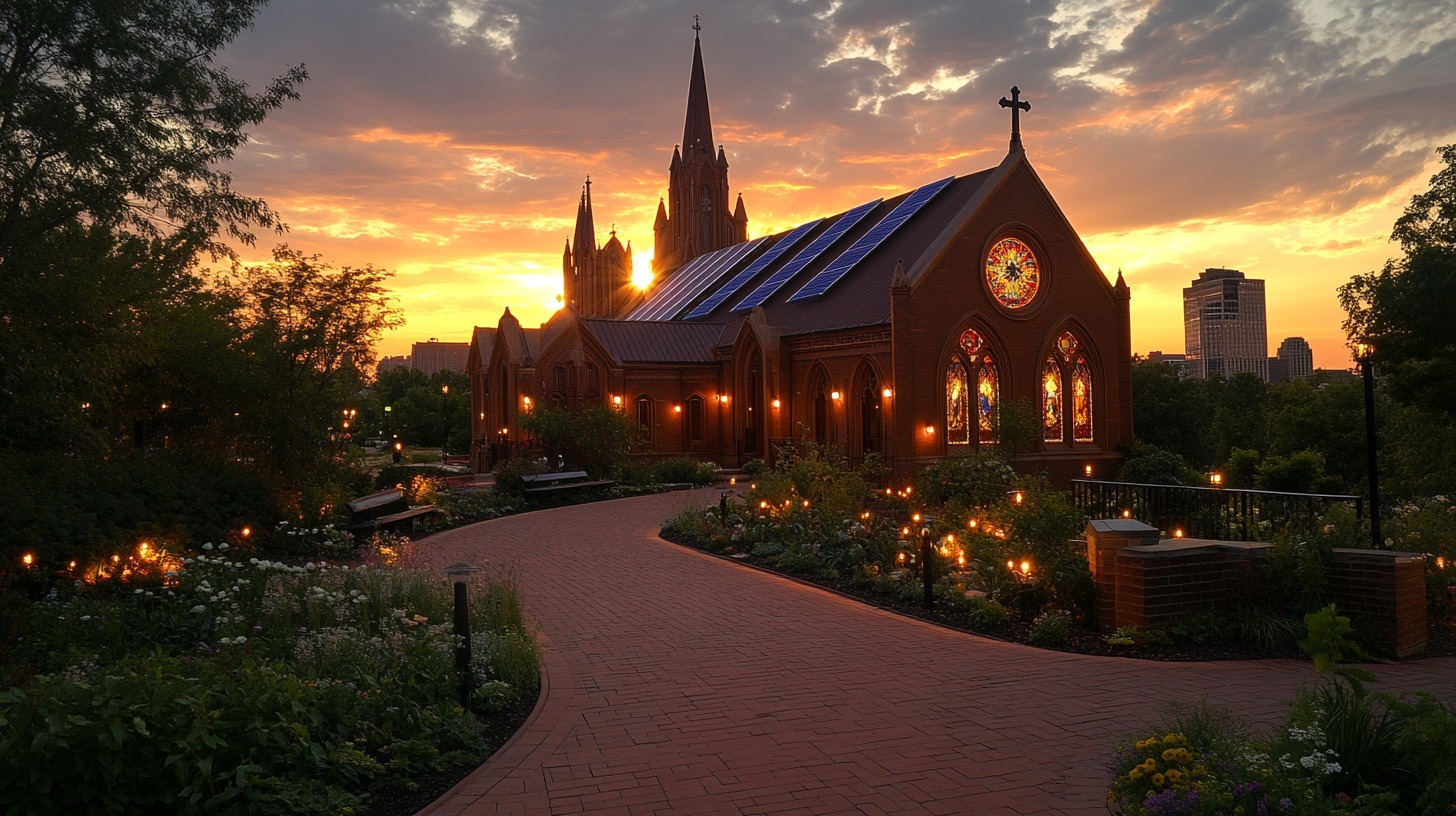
(1357, 345, 1382, 549)
(440, 384, 450, 452)
(919, 514, 936, 609)
(445, 562, 483, 708)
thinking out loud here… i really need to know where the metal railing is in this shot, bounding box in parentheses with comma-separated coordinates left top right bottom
(1071, 479, 1363, 542)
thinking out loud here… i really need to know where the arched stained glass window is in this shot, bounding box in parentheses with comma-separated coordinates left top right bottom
(1042, 358, 1063, 442)
(946, 358, 970, 445)
(686, 395, 705, 442)
(635, 396, 653, 442)
(1072, 356, 1093, 442)
(978, 356, 999, 445)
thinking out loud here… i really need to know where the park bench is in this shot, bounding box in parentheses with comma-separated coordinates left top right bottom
(347, 488, 439, 535)
(519, 470, 615, 499)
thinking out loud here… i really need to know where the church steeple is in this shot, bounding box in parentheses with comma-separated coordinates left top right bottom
(654, 18, 746, 277)
(682, 20, 714, 158)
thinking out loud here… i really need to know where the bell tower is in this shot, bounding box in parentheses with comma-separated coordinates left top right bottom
(654, 19, 747, 277)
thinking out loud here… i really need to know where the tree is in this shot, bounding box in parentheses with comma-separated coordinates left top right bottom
(222, 246, 402, 498)
(1341, 144, 1456, 421)
(0, 0, 306, 261)
(1130, 362, 1213, 465)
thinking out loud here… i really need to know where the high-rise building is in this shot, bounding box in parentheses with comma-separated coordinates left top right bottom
(1183, 268, 1268, 380)
(410, 339, 469, 374)
(1270, 336, 1314, 382)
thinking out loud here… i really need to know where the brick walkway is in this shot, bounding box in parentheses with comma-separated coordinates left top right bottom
(419, 489, 1456, 815)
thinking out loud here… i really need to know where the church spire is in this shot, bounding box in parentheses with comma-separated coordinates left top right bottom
(682, 18, 714, 158)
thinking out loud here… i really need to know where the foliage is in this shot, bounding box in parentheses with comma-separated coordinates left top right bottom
(0, 0, 306, 258)
(1118, 443, 1204, 486)
(520, 406, 632, 478)
(374, 465, 462, 491)
(1026, 609, 1072, 646)
(220, 246, 402, 496)
(0, 450, 276, 574)
(958, 594, 1011, 632)
(0, 555, 538, 814)
(358, 367, 470, 450)
(913, 452, 1016, 508)
(1341, 144, 1456, 422)
(1131, 362, 1214, 465)
(1383, 495, 1456, 610)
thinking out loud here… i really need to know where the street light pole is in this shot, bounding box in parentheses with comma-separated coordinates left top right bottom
(440, 384, 450, 452)
(1358, 345, 1382, 549)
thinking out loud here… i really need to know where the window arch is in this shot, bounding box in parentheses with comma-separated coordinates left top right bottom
(946, 327, 1000, 448)
(634, 395, 654, 442)
(685, 395, 705, 443)
(1042, 358, 1063, 443)
(809, 367, 830, 443)
(553, 364, 567, 394)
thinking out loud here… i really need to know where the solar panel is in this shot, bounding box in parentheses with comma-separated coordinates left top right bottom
(684, 217, 823, 319)
(788, 176, 954, 302)
(626, 252, 717, 320)
(732, 198, 882, 312)
(631, 237, 766, 321)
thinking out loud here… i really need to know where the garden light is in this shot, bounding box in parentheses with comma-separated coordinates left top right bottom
(1210, 472, 1223, 487)
(1020, 560, 1031, 575)
(22, 553, 33, 567)
(1173, 529, 1184, 538)
(1438, 557, 1447, 569)
(1084, 464, 1093, 477)
(729, 476, 736, 487)
(802, 500, 810, 508)
(1122, 509, 1131, 518)
(1013, 490, 1024, 504)
(68, 560, 76, 570)
(912, 512, 921, 523)
(968, 518, 978, 529)
(242, 527, 252, 538)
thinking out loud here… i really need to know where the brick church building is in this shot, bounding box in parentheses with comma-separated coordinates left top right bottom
(469, 29, 1133, 483)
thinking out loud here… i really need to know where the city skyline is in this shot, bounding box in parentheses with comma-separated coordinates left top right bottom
(220, 0, 1456, 370)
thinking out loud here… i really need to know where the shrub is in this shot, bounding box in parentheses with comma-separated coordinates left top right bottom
(1027, 609, 1072, 646)
(914, 453, 1015, 509)
(960, 595, 1010, 632)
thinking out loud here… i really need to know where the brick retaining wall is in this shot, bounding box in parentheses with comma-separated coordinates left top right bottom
(1084, 520, 1428, 657)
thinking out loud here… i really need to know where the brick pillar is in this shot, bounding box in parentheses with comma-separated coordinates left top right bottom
(1085, 519, 1160, 633)
(1329, 549, 1427, 658)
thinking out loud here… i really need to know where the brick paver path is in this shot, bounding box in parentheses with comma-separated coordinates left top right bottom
(419, 489, 1456, 815)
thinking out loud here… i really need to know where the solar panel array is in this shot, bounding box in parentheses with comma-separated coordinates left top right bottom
(628, 237, 766, 321)
(732, 198, 883, 312)
(683, 217, 823, 319)
(788, 176, 954, 303)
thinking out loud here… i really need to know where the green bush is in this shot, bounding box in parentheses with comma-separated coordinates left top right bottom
(1027, 609, 1072, 646)
(914, 453, 1015, 509)
(649, 457, 719, 485)
(960, 594, 1010, 632)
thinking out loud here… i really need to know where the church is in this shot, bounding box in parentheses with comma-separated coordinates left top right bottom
(468, 29, 1133, 484)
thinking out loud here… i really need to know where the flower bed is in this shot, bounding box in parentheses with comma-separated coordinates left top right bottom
(0, 543, 538, 816)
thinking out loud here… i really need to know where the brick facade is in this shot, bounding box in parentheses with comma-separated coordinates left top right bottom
(1084, 520, 1428, 657)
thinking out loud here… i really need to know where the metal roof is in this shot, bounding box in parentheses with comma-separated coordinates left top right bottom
(579, 319, 726, 364)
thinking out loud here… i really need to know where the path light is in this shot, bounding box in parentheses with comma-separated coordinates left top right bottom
(241, 526, 252, 538)
(1122, 509, 1131, 519)
(22, 553, 33, 567)
(968, 518, 978, 529)
(1020, 559, 1032, 575)
(1210, 472, 1223, 487)
(1011, 490, 1025, 505)
(1173, 529, 1184, 539)
(445, 562, 484, 707)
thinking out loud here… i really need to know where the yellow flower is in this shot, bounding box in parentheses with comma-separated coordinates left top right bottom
(1151, 773, 1166, 787)
(1128, 768, 1144, 781)
(1165, 770, 1184, 784)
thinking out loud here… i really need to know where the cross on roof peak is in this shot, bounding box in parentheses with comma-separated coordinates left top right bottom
(998, 86, 1031, 154)
(693, 15, 701, 34)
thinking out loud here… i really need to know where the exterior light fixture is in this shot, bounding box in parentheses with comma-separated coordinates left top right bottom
(718, 394, 730, 404)
(882, 388, 893, 398)
(923, 425, 935, 436)
(612, 395, 623, 406)
(772, 398, 781, 409)
(830, 390, 841, 401)
(1210, 472, 1223, 487)
(1084, 464, 1093, 477)
(1173, 528, 1185, 538)
(673, 404, 682, 414)
(22, 553, 33, 567)
(522, 396, 532, 408)
(1122, 509, 1131, 519)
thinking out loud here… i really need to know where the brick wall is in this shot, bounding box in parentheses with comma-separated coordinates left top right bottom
(1083, 521, 1428, 657)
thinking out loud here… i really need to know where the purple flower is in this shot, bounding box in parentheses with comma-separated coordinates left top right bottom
(1140, 788, 1201, 816)
(1234, 781, 1263, 798)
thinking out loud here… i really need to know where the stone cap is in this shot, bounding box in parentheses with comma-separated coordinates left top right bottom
(1087, 519, 1159, 535)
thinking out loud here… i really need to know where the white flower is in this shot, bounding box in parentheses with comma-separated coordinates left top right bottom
(305, 562, 316, 570)
(202, 543, 214, 551)
(189, 605, 206, 613)
(80, 615, 92, 621)
(218, 543, 228, 550)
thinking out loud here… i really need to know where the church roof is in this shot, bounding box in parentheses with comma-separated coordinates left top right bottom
(627, 165, 998, 335)
(467, 326, 496, 371)
(579, 318, 725, 364)
(681, 32, 714, 155)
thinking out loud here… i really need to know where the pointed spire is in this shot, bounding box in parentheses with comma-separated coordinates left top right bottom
(733, 193, 746, 221)
(1114, 268, 1129, 298)
(655, 198, 669, 228)
(572, 178, 596, 258)
(890, 259, 910, 291)
(682, 21, 714, 156)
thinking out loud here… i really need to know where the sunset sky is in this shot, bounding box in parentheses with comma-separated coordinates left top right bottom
(220, 0, 1456, 370)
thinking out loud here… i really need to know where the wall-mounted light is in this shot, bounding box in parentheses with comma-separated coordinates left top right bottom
(1084, 464, 1093, 477)
(718, 394, 730, 404)
(830, 390, 842, 401)
(772, 398, 781, 409)
(923, 425, 935, 436)
(882, 388, 893, 399)
(673, 404, 682, 414)
(522, 396, 532, 408)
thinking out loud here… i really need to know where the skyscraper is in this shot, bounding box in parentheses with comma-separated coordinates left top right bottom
(1183, 268, 1268, 380)
(1271, 336, 1314, 382)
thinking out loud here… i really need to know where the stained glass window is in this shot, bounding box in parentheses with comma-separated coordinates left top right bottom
(978, 356, 999, 444)
(960, 328, 984, 356)
(1073, 357, 1093, 442)
(985, 237, 1041, 309)
(946, 359, 970, 445)
(1056, 331, 1078, 360)
(1042, 358, 1063, 442)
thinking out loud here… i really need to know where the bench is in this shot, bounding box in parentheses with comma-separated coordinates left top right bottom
(347, 488, 440, 535)
(520, 470, 615, 498)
